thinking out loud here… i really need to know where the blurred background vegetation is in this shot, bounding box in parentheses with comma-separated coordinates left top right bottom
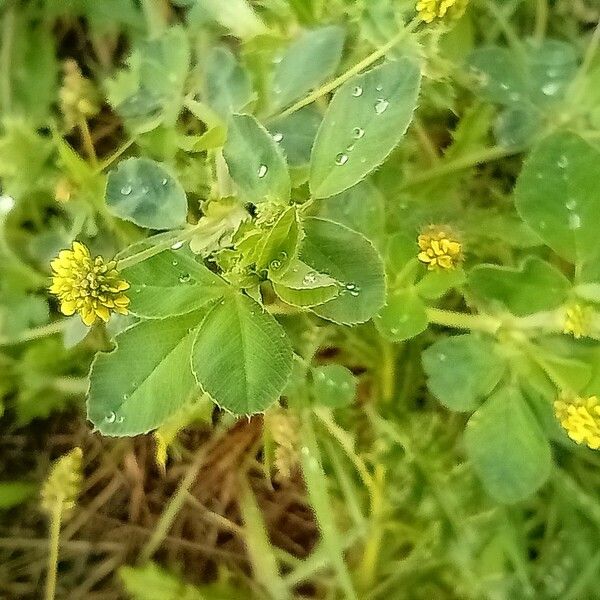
(2, 0, 600, 599)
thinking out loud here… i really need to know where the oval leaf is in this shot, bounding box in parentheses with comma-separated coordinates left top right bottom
(123, 249, 228, 318)
(224, 113, 291, 204)
(422, 333, 506, 411)
(514, 132, 600, 264)
(468, 257, 570, 316)
(310, 57, 421, 198)
(375, 288, 427, 342)
(271, 26, 345, 110)
(88, 311, 206, 436)
(464, 385, 552, 503)
(106, 158, 187, 229)
(191, 293, 293, 414)
(300, 218, 386, 324)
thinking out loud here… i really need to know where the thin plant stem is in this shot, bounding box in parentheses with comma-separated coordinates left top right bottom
(426, 307, 501, 334)
(269, 18, 421, 121)
(0, 320, 68, 347)
(140, 444, 208, 562)
(96, 138, 137, 173)
(399, 145, 522, 188)
(534, 0, 548, 44)
(78, 118, 97, 166)
(0, 2, 15, 113)
(117, 226, 201, 270)
(44, 501, 63, 600)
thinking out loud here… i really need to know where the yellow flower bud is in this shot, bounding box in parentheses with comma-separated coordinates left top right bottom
(417, 225, 463, 271)
(416, 0, 469, 23)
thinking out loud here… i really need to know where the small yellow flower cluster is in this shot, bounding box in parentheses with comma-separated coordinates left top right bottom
(554, 394, 600, 450)
(563, 303, 593, 339)
(50, 242, 130, 326)
(41, 448, 83, 516)
(417, 226, 463, 270)
(416, 0, 469, 23)
(269, 410, 300, 480)
(59, 59, 100, 130)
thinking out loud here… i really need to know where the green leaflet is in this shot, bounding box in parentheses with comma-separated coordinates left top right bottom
(271, 25, 345, 110)
(465, 385, 552, 503)
(88, 311, 206, 436)
(422, 334, 506, 411)
(106, 158, 188, 229)
(300, 218, 386, 324)
(191, 293, 293, 415)
(468, 257, 570, 316)
(223, 114, 291, 204)
(514, 133, 600, 265)
(123, 249, 228, 318)
(310, 57, 421, 198)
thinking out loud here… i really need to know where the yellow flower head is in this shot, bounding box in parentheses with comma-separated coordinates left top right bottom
(49, 242, 130, 326)
(563, 303, 593, 339)
(554, 394, 600, 450)
(416, 0, 469, 23)
(417, 225, 463, 271)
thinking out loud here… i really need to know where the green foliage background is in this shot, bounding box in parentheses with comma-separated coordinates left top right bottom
(2, 0, 600, 598)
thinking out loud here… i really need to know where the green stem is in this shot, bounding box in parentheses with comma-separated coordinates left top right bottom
(0, 2, 14, 113)
(95, 138, 137, 173)
(140, 444, 207, 562)
(0, 320, 68, 347)
(426, 307, 501, 334)
(117, 226, 201, 270)
(380, 338, 396, 402)
(533, 0, 548, 44)
(45, 500, 63, 600)
(400, 145, 521, 189)
(269, 18, 421, 121)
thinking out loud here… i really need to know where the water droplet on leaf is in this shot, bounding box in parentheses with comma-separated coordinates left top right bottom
(352, 127, 365, 139)
(171, 241, 184, 250)
(272, 132, 284, 143)
(257, 164, 268, 178)
(105, 412, 116, 423)
(335, 153, 349, 166)
(120, 185, 132, 195)
(374, 99, 389, 114)
(352, 86, 363, 97)
(565, 198, 577, 210)
(179, 273, 192, 283)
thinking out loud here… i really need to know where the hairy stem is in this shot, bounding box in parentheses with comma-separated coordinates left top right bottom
(269, 18, 420, 121)
(44, 501, 63, 600)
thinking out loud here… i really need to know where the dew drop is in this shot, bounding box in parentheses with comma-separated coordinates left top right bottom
(179, 273, 192, 283)
(542, 81, 560, 96)
(346, 143, 355, 152)
(116, 416, 124, 423)
(172, 260, 178, 266)
(161, 178, 168, 185)
(500, 82, 509, 90)
(257, 164, 268, 178)
(105, 411, 116, 423)
(303, 271, 317, 285)
(558, 155, 568, 168)
(352, 86, 363, 97)
(568, 213, 582, 230)
(374, 99, 389, 114)
(120, 185, 132, 195)
(272, 132, 284, 143)
(0, 195, 15, 213)
(566, 198, 577, 210)
(171, 241, 184, 250)
(438, 353, 447, 362)
(270, 259, 282, 270)
(345, 282, 360, 296)
(335, 153, 349, 166)
(376, 84, 383, 92)
(352, 127, 365, 139)
(123, 393, 129, 400)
